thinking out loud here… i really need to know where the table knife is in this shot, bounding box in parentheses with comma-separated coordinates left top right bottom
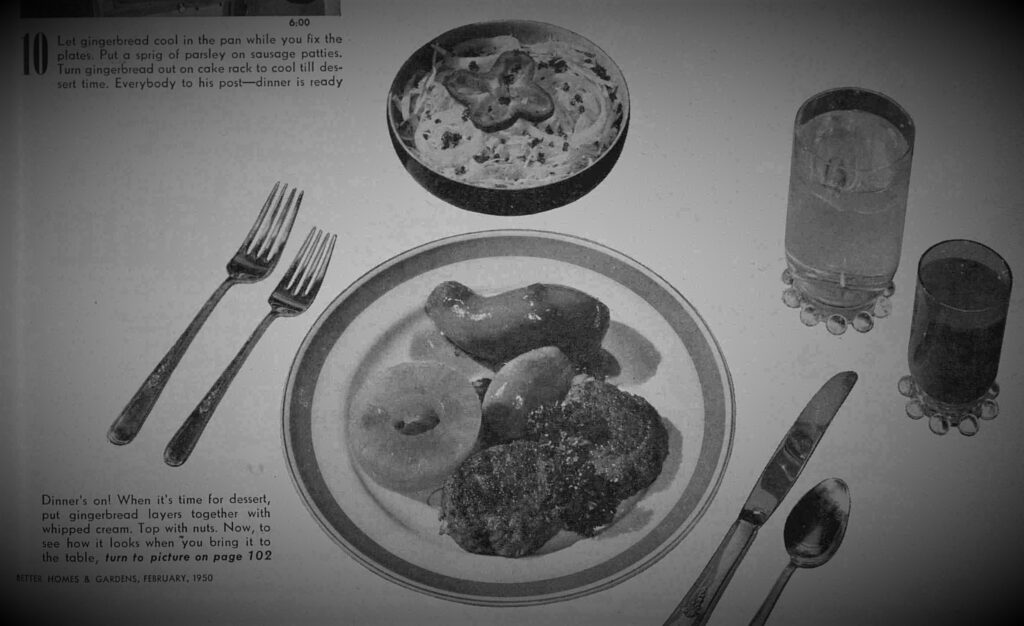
(663, 370, 858, 626)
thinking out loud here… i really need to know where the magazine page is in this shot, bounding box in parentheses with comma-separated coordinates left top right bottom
(3, 1, 1022, 624)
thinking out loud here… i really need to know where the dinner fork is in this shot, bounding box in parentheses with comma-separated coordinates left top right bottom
(107, 182, 302, 446)
(163, 226, 336, 467)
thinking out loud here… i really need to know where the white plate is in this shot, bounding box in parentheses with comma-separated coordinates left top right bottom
(283, 229, 734, 606)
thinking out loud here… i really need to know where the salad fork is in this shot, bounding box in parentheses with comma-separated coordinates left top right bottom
(163, 226, 336, 467)
(107, 182, 302, 446)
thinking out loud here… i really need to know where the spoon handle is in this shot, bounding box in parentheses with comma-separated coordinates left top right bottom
(749, 562, 797, 626)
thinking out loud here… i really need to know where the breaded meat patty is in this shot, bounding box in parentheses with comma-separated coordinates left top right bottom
(440, 377, 670, 555)
(526, 376, 669, 533)
(439, 440, 563, 557)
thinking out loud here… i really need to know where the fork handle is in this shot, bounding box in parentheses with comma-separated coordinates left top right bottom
(107, 278, 235, 446)
(163, 312, 278, 467)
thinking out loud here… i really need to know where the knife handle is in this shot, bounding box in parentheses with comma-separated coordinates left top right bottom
(664, 517, 759, 626)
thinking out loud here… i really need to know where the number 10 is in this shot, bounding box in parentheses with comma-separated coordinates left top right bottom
(22, 33, 48, 75)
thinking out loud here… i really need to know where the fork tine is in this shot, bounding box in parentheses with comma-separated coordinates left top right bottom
(260, 189, 302, 262)
(240, 181, 283, 252)
(252, 186, 289, 257)
(279, 226, 318, 288)
(252, 185, 291, 259)
(294, 230, 326, 295)
(280, 227, 335, 298)
(302, 232, 335, 298)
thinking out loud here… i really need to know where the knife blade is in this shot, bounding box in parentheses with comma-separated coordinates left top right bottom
(663, 370, 857, 626)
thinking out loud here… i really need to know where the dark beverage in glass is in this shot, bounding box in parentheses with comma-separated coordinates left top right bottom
(908, 240, 1012, 406)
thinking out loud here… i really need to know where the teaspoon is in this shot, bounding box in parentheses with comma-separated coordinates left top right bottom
(749, 477, 851, 626)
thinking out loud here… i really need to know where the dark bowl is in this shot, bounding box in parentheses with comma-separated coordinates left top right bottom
(387, 20, 630, 216)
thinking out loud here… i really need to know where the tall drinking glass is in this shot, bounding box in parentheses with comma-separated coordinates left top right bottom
(782, 87, 915, 334)
(898, 240, 1013, 436)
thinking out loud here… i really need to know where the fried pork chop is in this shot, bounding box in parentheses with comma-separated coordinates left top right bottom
(439, 440, 564, 557)
(439, 376, 670, 556)
(528, 376, 669, 499)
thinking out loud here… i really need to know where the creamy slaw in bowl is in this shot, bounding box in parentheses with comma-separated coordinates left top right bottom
(387, 21, 630, 213)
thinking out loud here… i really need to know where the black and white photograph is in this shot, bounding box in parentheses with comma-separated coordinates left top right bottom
(2, 1, 1022, 624)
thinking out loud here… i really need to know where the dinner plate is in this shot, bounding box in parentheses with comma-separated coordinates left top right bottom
(283, 229, 734, 606)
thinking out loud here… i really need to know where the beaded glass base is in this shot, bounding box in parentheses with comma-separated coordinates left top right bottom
(781, 268, 893, 335)
(897, 375, 999, 436)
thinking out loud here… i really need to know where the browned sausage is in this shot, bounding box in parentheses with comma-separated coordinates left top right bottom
(425, 281, 609, 367)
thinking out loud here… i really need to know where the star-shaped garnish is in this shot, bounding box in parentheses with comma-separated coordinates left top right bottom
(442, 50, 556, 132)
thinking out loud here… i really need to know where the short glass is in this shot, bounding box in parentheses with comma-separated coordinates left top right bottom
(781, 87, 915, 334)
(898, 240, 1013, 436)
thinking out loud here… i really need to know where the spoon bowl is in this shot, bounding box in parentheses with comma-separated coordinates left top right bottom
(784, 477, 850, 567)
(750, 478, 851, 625)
